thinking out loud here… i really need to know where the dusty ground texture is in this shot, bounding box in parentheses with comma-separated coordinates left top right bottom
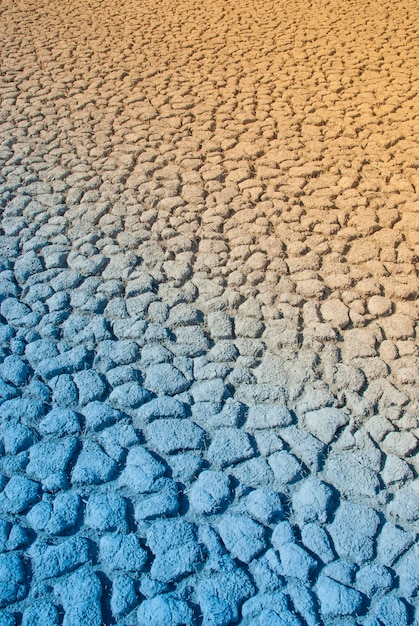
(0, 0, 418, 623)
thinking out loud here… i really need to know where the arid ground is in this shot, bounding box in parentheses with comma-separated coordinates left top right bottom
(0, 0, 418, 623)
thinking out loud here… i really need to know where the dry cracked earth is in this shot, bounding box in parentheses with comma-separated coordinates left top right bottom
(0, 0, 418, 623)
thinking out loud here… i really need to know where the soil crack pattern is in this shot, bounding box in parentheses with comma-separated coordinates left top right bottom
(0, 0, 418, 623)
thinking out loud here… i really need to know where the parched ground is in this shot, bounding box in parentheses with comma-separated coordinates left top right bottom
(0, 0, 418, 623)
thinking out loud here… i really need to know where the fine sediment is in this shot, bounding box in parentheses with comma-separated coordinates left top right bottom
(0, 0, 418, 623)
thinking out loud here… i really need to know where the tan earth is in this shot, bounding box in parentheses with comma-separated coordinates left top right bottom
(1, 0, 418, 623)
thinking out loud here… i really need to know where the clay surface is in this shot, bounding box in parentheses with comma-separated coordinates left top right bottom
(0, 0, 418, 623)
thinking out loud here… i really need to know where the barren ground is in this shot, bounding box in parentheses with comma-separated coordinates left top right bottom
(0, 0, 418, 623)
